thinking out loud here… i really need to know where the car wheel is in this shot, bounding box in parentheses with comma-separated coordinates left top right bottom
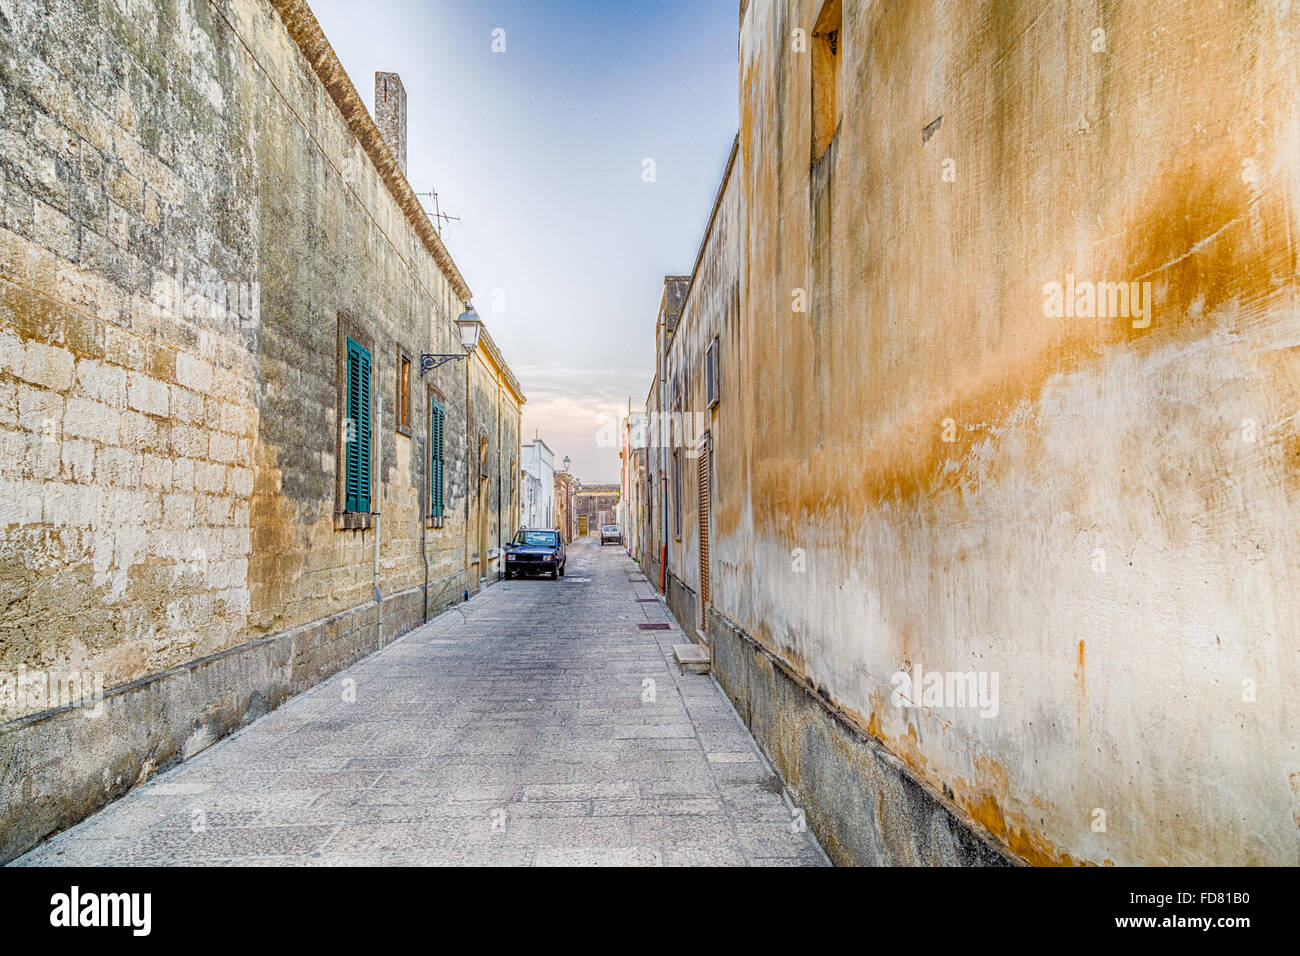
(559, 562, 565, 577)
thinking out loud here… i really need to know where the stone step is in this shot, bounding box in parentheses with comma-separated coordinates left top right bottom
(673, 643, 711, 675)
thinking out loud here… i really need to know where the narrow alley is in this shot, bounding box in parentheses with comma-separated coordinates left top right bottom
(13, 540, 825, 867)
(3, 0, 1296, 899)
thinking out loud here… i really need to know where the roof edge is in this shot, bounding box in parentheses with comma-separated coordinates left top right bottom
(681, 133, 740, 315)
(268, 0, 473, 304)
(477, 325, 527, 407)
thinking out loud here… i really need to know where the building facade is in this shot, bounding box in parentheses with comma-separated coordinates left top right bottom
(574, 484, 620, 537)
(520, 436, 555, 530)
(641, 0, 1300, 866)
(619, 423, 647, 563)
(554, 469, 577, 543)
(0, 0, 523, 861)
(641, 277, 689, 588)
(640, 143, 739, 639)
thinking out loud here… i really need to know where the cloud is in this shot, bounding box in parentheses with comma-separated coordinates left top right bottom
(515, 364, 651, 406)
(517, 366, 649, 484)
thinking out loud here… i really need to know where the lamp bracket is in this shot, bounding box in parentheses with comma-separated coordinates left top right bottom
(419, 353, 465, 375)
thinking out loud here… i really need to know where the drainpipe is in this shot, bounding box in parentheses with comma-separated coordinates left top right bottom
(373, 395, 383, 646)
(463, 344, 470, 602)
(420, 434, 428, 623)
(660, 314, 670, 595)
(496, 384, 502, 580)
(659, 316, 668, 595)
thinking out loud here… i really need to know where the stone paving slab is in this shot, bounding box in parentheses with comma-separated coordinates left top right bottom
(12, 540, 828, 867)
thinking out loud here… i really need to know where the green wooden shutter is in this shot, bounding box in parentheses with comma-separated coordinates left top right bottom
(345, 338, 372, 513)
(430, 398, 445, 517)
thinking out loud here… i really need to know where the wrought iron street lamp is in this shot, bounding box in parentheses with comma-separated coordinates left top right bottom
(562, 456, 571, 473)
(420, 306, 483, 375)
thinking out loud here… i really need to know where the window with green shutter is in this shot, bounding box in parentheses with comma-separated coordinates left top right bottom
(345, 337, 372, 513)
(429, 397, 445, 518)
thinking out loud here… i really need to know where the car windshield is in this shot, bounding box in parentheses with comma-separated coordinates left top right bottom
(513, 531, 558, 547)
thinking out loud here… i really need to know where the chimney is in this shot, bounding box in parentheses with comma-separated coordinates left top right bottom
(374, 72, 407, 174)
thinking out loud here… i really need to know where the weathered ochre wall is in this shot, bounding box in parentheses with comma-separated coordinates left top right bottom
(465, 332, 523, 583)
(0, 0, 521, 857)
(641, 278, 687, 587)
(662, 142, 740, 627)
(704, 0, 1300, 865)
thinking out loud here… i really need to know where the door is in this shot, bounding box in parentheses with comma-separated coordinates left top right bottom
(579, 514, 588, 536)
(478, 475, 488, 580)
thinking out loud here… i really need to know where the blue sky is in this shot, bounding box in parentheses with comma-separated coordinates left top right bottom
(309, 0, 739, 482)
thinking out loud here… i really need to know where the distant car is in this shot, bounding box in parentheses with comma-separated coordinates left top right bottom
(504, 528, 566, 580)
(600, 524, 622, 546)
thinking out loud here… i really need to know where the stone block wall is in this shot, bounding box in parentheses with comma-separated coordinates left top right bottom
(0, 0, 523, 861)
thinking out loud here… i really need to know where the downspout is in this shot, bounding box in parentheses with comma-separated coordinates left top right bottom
(420, 433, 428, 623)
(659, 318, 668, 595)
(626, 397, 632, 557)
(496, 383, 502, 580)
(373, 395, 383, 646)
(463, 342, 471, 602)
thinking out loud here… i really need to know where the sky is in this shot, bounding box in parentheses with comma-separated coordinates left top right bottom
(308, 0, 739, 483)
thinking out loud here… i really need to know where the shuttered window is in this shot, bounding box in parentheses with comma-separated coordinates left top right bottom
(397, 351, 412, 432)
(345, 337, 372, 513)
(706, 337, 719, 408)
(672, 450, 682, 539)
(429, 397, 445, 517)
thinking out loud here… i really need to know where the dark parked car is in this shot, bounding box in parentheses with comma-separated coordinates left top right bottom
(504, 528, 566, 579)
(600, 524, 622, 546)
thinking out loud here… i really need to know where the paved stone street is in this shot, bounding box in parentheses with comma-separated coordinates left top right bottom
(14, 540, 826, 866)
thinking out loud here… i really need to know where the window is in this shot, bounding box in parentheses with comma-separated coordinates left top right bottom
(672, 450, 682, 539)
(512, 530, 558, 547)
(396, 349, 412, 434)
(811, 0, 842, 164)
(706, 337, 720, 408)
(429, 393, 445, 518)
(344, 336, 372, 513)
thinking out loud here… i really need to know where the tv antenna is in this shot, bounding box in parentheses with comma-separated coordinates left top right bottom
(414, 190, 462, 234)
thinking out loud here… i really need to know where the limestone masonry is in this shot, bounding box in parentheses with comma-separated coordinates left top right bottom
(0, 0, 523, 861)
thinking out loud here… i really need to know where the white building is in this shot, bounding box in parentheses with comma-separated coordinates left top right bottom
(620, 409, 646, 558)
(520, 436, 556, 530)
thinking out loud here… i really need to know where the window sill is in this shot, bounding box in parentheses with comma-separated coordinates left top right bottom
(425, 515, 446, 529)
(336, 510, 374, 531)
